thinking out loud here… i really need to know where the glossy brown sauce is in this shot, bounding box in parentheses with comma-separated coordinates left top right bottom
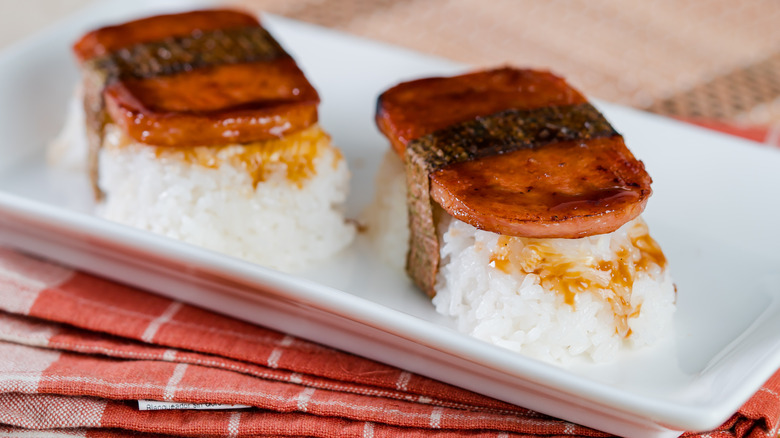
(489, 220, 667, 338)
(547, 188, 641, 214)
(633, 233, 668, 269)
(150, 125, 333, 188)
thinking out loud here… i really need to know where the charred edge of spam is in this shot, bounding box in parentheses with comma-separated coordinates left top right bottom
(412, 103, 618, 172)
(84, 26, 288, 84)
(403, 103, 620, 295)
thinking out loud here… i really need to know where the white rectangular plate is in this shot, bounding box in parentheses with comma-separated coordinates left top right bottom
(1, 1, 780, 436)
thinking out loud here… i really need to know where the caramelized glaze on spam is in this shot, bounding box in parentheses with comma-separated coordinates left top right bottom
(376, 68, 587, 157)
(375, 67, 653, 240)
(75, 9, 319, 147)
(429, 136, 652, 238)
(489, 219, 666, 337)
(73, 9, 259, 62)
(118, 62, 315, 113)
(103, 58, 319, 146)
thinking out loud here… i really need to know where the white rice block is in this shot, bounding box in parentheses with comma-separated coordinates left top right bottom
(47, 86, 88, 171)
(98, 123, 355, 272)
(362, 149, 410, 271)
(434, 217, 676, 364)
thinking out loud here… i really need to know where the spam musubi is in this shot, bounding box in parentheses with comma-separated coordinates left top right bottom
(368, 67, 675, 363)
(70, 10, 355, 271)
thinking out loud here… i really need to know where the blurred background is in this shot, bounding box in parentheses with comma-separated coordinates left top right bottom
(3, 0, 780, 136)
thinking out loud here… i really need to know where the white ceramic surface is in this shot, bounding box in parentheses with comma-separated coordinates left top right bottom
(1, 1, 780, 436)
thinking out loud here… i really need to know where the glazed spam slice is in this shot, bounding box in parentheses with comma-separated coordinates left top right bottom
(73, 9, 319, 195)
(376, 67, 653, 294)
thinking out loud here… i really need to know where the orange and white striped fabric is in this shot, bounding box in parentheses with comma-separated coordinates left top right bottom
(0, 247, 779, 437)
(678, 119, 780, 148)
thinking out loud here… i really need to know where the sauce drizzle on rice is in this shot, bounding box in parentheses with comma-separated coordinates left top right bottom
(489, 219, 667, 338)
(147, 125, 336, 188)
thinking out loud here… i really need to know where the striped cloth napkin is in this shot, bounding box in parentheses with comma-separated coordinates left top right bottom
(1, 243, 780, 437)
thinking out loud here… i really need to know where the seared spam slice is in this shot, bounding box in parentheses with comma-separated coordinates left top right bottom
(376, 67, 653, 294)
(73, 10, 260, 62)
(376, 68, 587, 156)
(75, 9, 319, 146)
(377, 67, 652, 238)
(429, 136, 650, 238)
(101, 58, 319, 147)
(73, 9, 319, 196)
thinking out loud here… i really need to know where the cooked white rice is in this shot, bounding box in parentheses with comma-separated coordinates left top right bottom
(47, 89, 88, 171)
(362, 149, 410, 271)
(88, 121, 355, 272)
(366, 152, 675, 364)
